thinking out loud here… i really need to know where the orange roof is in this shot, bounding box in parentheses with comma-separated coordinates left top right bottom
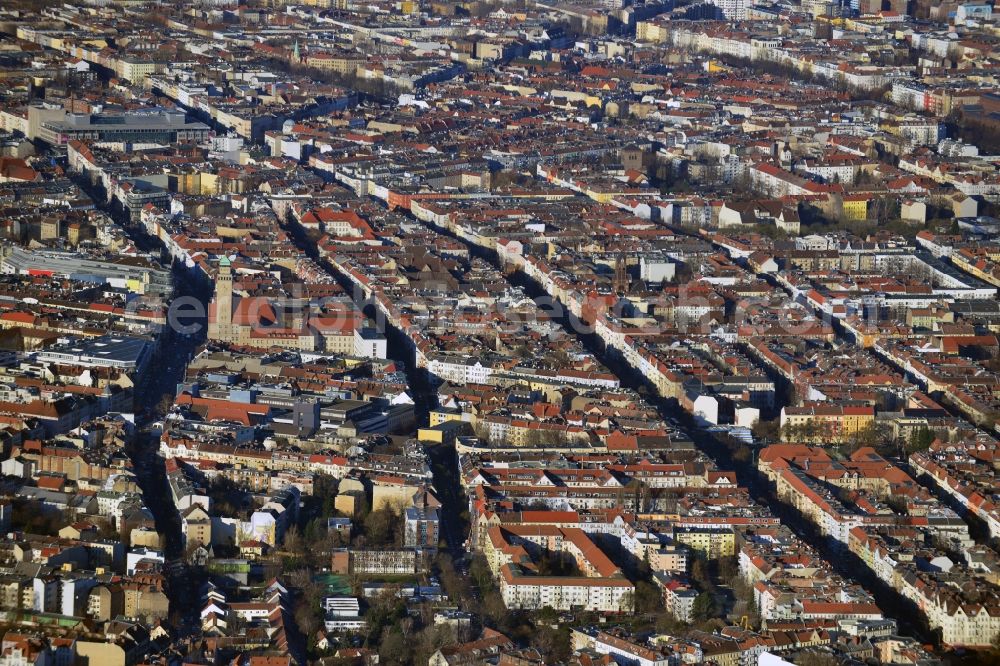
(232, 297, 278, 327)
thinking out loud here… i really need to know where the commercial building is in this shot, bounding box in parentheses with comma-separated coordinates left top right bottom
(36, 109, 210, 146)
(34, 335, 152, 372)
(1, 245, 172, 296)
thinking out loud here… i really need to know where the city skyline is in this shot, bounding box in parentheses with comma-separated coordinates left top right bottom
(0, 0, 998, 664)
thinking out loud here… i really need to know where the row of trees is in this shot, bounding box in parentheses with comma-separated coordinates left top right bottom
(10, 500, 119, 540)
(691, 555, 760, 631)
(949, 108, 1000, 155)
(471, 421, 577, 448)
(267, 54, 409, 103)
(708, 54, 892, 104)
(776, 419, 942, 458)
(444, 552, 573, 659)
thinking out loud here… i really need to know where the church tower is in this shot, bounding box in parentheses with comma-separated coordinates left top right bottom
(613, 255, 628, 294)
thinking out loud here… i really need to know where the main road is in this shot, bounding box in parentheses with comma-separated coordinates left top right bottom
(71, 173, 212, 639)
(402, 207, 938, 645)
(279, 214, 471, 562)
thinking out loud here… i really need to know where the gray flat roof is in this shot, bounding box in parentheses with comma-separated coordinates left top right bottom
(36, 335, 150, 365)
(44, 109, 210, 132)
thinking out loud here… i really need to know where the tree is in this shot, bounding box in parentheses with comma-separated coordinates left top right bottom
(717, 555, 739, 585)
(469, 553, 494, 593)
(731, 578, 760, 629)
(785, 421, 805, 442)
(732, 444, 752, 465)
(691, 591, 718, 622)
(414, 624, 458, 663)
(908, 426, 936, 453)
(481, 587, 508, 629)
(794, 652, 840, 666)
(184, 541, 205, 564)
(751, 418, 781, 444)
(634, 580, 663, 614)
(436, 552, 473, 610)
(531, 625, 571, 662)
(886, 493, 908, 514)
(521, 428, 546, 448)
(656, 610, 688, 633)
(850, 421, 893, 450)
(315, 474, 338, 518)
(378, 627, 408, 665)
(473, 421, 492, 444)
(156, 394, 175, 415)
(98, 519, 120, 541)
(294, 599, 321, 643)
(363, 502, 405, 548)
(290, 568, 323, 644)
(536, 550, 581, 576)
(691, 558, 712, 590)
(284, 524, 304, 555)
